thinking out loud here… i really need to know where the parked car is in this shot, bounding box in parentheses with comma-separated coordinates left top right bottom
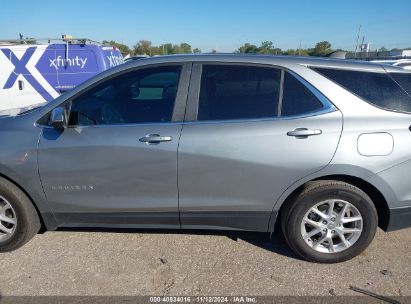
(0, 37, 123, 111)
(123, 55, 150, 62)
(0, 54, 410, 263)
(371, 59, 411, 70)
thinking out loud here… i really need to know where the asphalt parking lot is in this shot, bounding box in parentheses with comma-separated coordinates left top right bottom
(0, 227, 410, 297)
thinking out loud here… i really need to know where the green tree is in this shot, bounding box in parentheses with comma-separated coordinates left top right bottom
(193, 48, 201, 53)
(283, 49, 297, 56)
(157, 43, 192, 54)
(159, 43, 174, 55)
(237, 41, 282, 55)
(133, 40, 152, 55)
(179, 43, 192, 53)
(258, 41, 274, 54)
(271, 47, 282, 55)
(238, 43, 259, 53)
(311, 41, 332, 56)
(102, 40, 131, 55)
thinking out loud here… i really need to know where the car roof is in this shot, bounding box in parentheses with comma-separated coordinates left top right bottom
(124, 53, 410, 73)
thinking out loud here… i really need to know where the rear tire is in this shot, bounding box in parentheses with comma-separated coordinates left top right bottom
(0, 177, 41, 252)
(281, 180, 377, 263)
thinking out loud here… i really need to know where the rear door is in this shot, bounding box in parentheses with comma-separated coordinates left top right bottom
(178, 63, 343, 231)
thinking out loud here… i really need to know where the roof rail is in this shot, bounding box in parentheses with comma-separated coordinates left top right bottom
(0, 37, 101, 45)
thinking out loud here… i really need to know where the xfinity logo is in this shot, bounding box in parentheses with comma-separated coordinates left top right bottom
(49, 56, 88, 69)
(106, 52, 123, 67)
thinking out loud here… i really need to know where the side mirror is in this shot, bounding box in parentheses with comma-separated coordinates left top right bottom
(49, 107, 67, 129)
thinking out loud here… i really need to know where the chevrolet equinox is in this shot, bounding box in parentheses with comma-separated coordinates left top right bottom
(0, 54, 410, 263)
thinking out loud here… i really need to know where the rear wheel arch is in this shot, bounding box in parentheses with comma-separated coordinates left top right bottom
(275, 174, 390, 233)
(280, 179, 378, 262)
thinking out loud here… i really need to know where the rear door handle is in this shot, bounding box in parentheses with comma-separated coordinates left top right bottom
(287, 128, 322, 138)
(139, 134, 173, 144)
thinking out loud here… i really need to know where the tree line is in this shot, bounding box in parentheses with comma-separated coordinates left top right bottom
(103, 40, 201, 56)
(103, 40, 409, 57)
(236, 41, 334, 56)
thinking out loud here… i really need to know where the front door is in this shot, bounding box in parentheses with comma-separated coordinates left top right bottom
(38, 63, 190, 228)
(178, 64, 343, 231)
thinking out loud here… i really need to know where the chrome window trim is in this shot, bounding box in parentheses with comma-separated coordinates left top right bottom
(39, 121, 185, 129)
(37, 62, 191, 128)
(38, 105, 337, 129)
(189, 62, 337, 123)
(181, 107, 337, 125)
(38, 62, 338, 129)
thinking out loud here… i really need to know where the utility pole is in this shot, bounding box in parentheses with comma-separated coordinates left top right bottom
(354, 24, 362, 58)
(360, 35, 365, 55)
(298, 40, 302, 56)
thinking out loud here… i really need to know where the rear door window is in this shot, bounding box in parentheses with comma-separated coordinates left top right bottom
(197, 65, 281, 120)
(313, 67, 411, 113)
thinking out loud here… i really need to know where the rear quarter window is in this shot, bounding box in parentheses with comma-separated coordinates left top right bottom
(281, 71, 324, 116)
(312, 67, 411, 113)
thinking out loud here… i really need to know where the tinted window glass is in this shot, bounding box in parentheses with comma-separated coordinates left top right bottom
(281, 72, 323, 116)
(313, 67, 411, 112)
(390, 73, 411, 96)
(198, 65, 281, 120)
(69, 66, 181, 125)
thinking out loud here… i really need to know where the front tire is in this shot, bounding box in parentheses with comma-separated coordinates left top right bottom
(282, 181, 378, 263)
(0, 177, 41, 252)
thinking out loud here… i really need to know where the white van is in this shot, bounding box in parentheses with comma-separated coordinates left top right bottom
(0, 37, 123, 111)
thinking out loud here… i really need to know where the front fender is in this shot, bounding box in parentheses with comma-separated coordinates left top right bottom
(0, 114, 58, 230)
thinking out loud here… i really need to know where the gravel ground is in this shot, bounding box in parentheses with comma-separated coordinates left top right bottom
(0, 228, 410, 296)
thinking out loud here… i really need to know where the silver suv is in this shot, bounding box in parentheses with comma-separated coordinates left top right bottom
(0, 54, 410, 263)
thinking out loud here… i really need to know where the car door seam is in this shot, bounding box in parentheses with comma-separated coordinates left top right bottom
(36, 128, 59, 224)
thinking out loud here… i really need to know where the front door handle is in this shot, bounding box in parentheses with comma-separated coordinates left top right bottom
(287, 128, 322, 138)
(139, 134, 173, 144)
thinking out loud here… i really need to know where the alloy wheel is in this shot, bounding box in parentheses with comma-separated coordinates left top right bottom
(300, 199, 363, 253)
(0, 196, 17, 242)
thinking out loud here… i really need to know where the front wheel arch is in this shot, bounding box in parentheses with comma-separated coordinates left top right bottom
(0, 172, 47, 232)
